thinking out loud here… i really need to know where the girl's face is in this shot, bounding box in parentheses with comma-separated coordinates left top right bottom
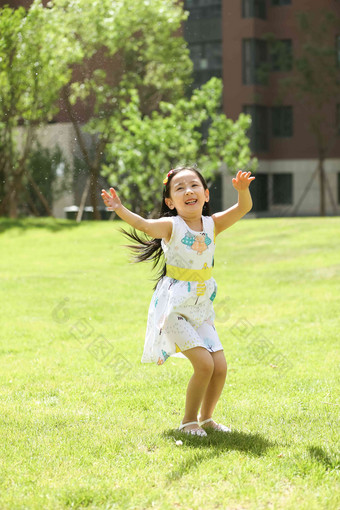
(165, 170, 209, 217)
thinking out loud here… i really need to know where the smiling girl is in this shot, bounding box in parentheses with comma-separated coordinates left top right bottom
(101, 165, 255, 436)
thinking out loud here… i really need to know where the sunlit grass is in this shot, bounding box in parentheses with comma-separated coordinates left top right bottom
(0, 216, 339, 509)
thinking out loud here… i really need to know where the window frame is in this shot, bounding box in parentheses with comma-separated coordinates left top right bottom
(271, 0, 291, 6)
(189, 41, 222, 71)
(337, 104, 340, 135)
(184, 0, 221, 19)
(243, 104, 269, 152)
(242, 38, 268, 85)
(272, 173, 293, 206)
(271, 106, 293, 137)
(242, 0, 267, 20)
(336, 35, 340, 68)
(270, 39, 293, 72)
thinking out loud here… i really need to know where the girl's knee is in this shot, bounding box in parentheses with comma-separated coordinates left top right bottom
(212, 351, 228, 377)
(184, 346, 214, 377)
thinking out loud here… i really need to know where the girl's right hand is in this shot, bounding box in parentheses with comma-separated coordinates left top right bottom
(101, 187, 122, 211)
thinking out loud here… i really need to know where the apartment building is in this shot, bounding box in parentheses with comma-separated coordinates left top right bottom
(184, 0, 340, 215)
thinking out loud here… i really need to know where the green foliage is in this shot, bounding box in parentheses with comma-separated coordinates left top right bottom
(0, 0, 255, 219)
(0, 1, 80, 125)
(101, 78, 257, 216)
(64, 0, 192, 112)
(0, 0, 83, 215)
(53, 0, 194, 217)
(0, 0, 193, 217)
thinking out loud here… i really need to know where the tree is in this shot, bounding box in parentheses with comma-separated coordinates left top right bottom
(0, 1, 82, 217)
(54, 0, 193, 220)
(261, 9, 340, 216)
(101, 77, 257, 217)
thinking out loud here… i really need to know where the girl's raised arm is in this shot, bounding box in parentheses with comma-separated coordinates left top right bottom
(212, 171, 255, 236)
(101, 187, 172, 240)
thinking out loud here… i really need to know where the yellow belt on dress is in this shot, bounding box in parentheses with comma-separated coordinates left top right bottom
(166, 264, 212, 282)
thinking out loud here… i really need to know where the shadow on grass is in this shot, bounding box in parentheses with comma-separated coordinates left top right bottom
(163, 428, 273, 455)
(0, 217, 82, 233)
(163, 428, 274, 481)
(308, 446, 339, 471)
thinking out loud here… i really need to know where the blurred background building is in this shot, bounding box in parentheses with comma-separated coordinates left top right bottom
(184, 0, 340, 216)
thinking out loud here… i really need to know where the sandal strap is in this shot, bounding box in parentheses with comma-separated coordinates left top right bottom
(178, 420, 199, 430)
(199, 418, 213, 426)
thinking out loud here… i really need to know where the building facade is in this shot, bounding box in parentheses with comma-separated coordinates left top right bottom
(184, 0, 340, 216)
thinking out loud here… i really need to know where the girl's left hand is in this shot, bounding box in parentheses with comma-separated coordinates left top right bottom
(232, 170, 255, 191)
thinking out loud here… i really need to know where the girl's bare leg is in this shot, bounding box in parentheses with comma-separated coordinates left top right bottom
(199, 350, 227, 425)
(181, 346, 214, 432)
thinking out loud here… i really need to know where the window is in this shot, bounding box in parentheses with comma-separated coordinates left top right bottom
(191, 68, 223, 90)
(184, 0, 221, 19)
(243, 105, 269, 152)
(272, 0, 291, 5)
(271, 106, 293, 137)
(205, 42, 222, 69)
(242, 0, 266, 19)
(185, 0, 221, 6)
(190, 42, 222, 71)
(209, 173, 222, 214)
(242, 39, 268, 85)
(273, 174, 293, 205)
(250, 173, 269, 212)
(270, 40, 292, 72)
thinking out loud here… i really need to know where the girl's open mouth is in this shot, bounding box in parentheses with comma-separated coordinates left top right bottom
(185, 199, 197, 205)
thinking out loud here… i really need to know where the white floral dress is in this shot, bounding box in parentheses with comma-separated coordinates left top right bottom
(141, 214, 223, 365)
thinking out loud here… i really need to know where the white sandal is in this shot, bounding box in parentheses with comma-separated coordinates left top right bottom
(199, 418, 231, 433)
(178, 420, 207, 437)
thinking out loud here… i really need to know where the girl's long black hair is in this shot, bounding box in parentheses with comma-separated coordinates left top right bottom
(119, 165, 211, 290)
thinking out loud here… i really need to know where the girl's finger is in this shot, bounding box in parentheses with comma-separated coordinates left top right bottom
(110, 187, 117, 198)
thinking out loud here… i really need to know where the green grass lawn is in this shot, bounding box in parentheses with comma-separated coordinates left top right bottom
(0, 216, 339, 510)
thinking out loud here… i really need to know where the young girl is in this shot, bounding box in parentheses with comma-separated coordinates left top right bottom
(101, 165, 255, 437)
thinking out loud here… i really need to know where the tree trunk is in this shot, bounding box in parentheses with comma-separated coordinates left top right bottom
(76, 176, 91, 222)
(8, 189, 18, 219)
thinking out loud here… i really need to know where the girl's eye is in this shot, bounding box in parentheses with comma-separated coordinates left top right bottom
(177, 184, 198, 190)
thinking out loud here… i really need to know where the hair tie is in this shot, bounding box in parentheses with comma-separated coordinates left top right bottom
(163, 169, 175, 186)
